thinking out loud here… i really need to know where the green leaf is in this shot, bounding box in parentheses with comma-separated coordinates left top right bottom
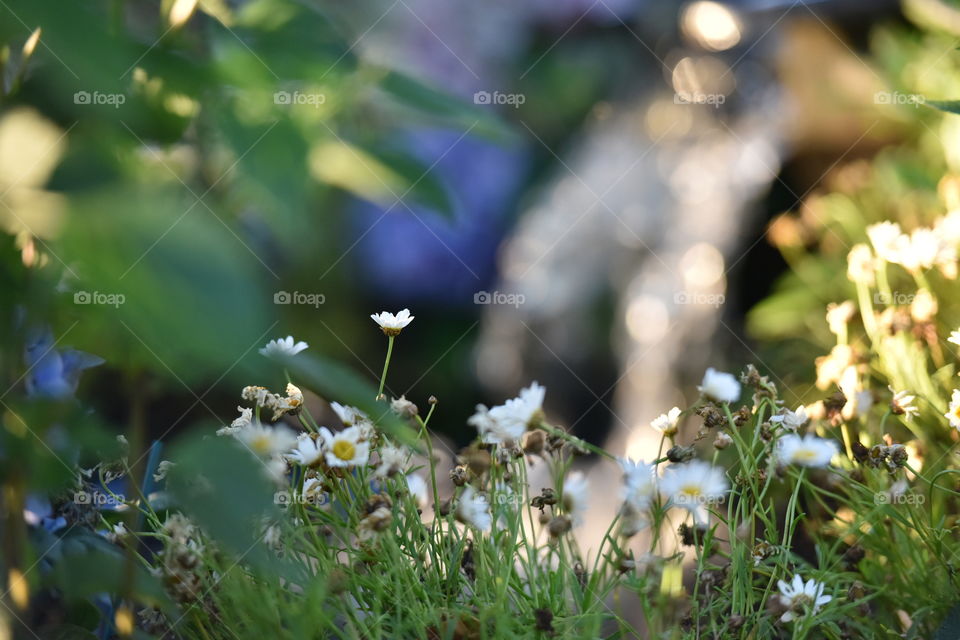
(165, 433, 299, 579)
(59, 186, 272, 386)
(925, 100, 960, 115)
(45, 534, 173, 613)
(376, 70, 513, 141)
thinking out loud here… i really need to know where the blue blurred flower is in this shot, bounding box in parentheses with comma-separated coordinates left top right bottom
(24, 326, 104, 399)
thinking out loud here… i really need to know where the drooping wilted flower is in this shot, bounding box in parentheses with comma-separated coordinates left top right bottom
(650, 407, 681, 437)
(370, 309, 415, 336)
(390, 395, 418, 418)
(770, 406, 808, 431)
(318, 426, 370, 468)
(259, 336, 308, 359)
(888, 386, 919, 420)
(455, 486, 491, 531)
(776, 434, 838, 468)
(776, 574, 832, 622)
(374, 445, 410, 477)
(659, 461, 728, 524)
(330, 402, 376, 440)
(698, 368, 741, 403)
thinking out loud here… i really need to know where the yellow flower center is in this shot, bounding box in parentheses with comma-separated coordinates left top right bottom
(793, 448, 818, 462)
(251, 436, 271, 455)
(953, 406, 960, 420)
(332, 439, 356, 461)
(680, 485, 702, 498)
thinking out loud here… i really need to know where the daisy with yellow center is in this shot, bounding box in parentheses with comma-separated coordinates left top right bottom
(235, 422, 297, 458)
(945, 389, 960, 430)
(319, 426, 370, 468)
(776, 434, 838, 468)
(659, 460, 728, 524)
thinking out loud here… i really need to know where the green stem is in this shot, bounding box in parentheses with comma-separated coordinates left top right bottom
(377, 336, 395, 400)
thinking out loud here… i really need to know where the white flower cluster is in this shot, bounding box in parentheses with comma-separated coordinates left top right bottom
(468, 382, 545, 446)
(864, 215, 960, 277)
(240, 383, 304, 421)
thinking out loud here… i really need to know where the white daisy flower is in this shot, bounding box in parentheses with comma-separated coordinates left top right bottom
(846, 244, 875, 285)
(467, 404, 507, 444)
(455, 485, 491, 531)
(318, 426, 370, 468)
(259, 336, 308, 359)
(330, 402, 368, 426)
(825, 301, 855, 336)
(949, 329, 960, 346)
(405, 474, 428, 510)
(770, 406, 808, 431)
(650, 407, 681, 437)
(562, 471, 590, 525)
(618, 458, 656, 536)
(776, 574, 832, 622)
(866, 221, 906, 263)
(776, 434, 838, 468)
(487, 382, 546, 436)
(370, 309, 415, 336)
(235, 422, 298, 458)
(944, 389, 960, 430)
(698, 368, 741, 403)
(288, 434, 324, 467)
(659, 461, 728, 524)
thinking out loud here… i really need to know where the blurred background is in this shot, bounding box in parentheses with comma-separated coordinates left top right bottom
(0, 0, 945, 476)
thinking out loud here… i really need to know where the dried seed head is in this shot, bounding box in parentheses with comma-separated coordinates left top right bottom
(666, 445, 695, 463)
(523, 429, 546, 455)
(450, 465, 469, 487)
(547, 515, 572, 538)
